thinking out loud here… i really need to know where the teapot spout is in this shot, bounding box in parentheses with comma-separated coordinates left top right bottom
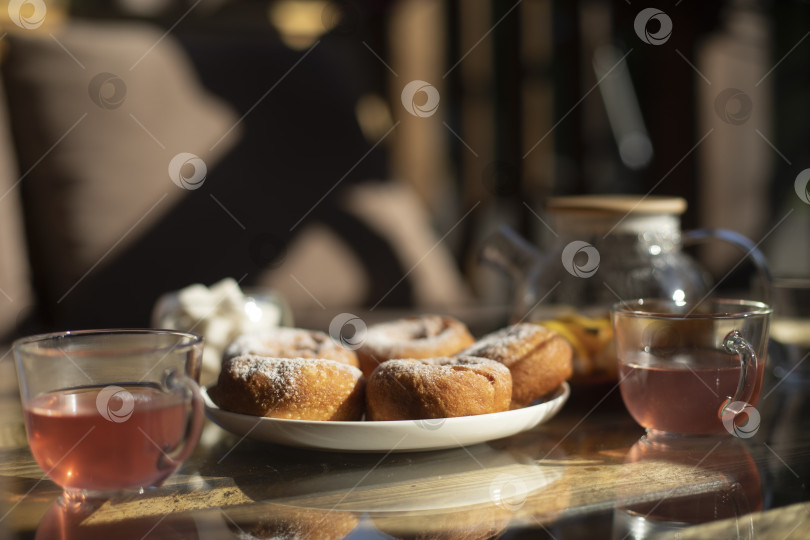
(479, 225, 543, 283)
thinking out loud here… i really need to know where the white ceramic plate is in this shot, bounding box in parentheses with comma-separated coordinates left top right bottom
(202, 383, 569, 453)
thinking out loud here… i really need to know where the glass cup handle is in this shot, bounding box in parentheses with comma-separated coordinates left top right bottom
(161, 369, 205, 468)
(719, 330, 759, 420)
(682, 228, 773, 305)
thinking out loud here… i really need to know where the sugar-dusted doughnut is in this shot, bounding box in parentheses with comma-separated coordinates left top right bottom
(356, 315, 475, 377)
(459, 323, 572, 407)
(366, 356, 512, 421)
(223, 327, 358, 368)
(210, 355, 365, 420)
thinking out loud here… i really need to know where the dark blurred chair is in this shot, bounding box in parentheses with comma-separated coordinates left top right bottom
(0, 15, 470, 339)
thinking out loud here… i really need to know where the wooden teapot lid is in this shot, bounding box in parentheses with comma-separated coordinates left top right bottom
(546, 195, 687, 215)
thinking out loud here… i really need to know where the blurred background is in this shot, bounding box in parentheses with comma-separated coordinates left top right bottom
(0, 0, 808, 338)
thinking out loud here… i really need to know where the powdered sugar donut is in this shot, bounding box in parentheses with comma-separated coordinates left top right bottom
(356, 315, 475, 377)
(366, 356, 512, 421)
(224, 327, 358, 368)
(459, 323, 572, 407)
(210, 355, 365, 420)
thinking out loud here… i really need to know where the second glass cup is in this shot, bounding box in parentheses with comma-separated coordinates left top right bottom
(612, 299, 771, 436)
(14, 329, 205, 504)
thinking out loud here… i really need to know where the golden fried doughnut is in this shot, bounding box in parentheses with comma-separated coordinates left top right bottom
(223, 327, 358, 368)
(459, 323, 572, 407)
(210, 355, 365, 420)
(366, 356, 512, 421)
(356, 315, 475, 377)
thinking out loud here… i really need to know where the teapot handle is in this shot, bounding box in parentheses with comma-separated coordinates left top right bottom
(479, 225, 543, 281)
(682, 228, 772, 305)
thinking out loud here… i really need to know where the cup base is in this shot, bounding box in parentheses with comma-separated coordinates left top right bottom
(58, 489, 108, 511)
(643, 429, 732, 449)
(58, 485, 150, 510)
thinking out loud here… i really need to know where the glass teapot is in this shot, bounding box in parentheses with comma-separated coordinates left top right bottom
(481, 195, 771, 383)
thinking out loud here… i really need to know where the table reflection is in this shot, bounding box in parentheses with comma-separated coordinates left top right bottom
(220, 504, 358, 539)
(200, 435, 567, 516)
(29, 436, 570, 539)
(613, 434, 761, 539)
(35, 498, 200, 540)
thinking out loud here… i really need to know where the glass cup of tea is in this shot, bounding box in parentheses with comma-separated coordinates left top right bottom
(612, 299, 771, 436)
(13, 329, 205, 505)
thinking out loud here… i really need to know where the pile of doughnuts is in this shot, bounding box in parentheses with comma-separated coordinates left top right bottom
(210, 315, 572, 422)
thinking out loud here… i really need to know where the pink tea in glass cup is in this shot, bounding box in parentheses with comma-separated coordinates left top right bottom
(14, 329, 204, 502)
(24, 383, 190, 492)
(612, 299, 770, 436)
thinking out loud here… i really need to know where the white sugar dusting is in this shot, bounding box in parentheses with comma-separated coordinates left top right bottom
(367, 315, 446, 341)
(225, 354, 361, 383)
(225, 327, 341, 359)
(225, 356, 303, 388)
(461, 323, 544, 358)
(362, 315, 460, 357)
(375, 356, 507, 380)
